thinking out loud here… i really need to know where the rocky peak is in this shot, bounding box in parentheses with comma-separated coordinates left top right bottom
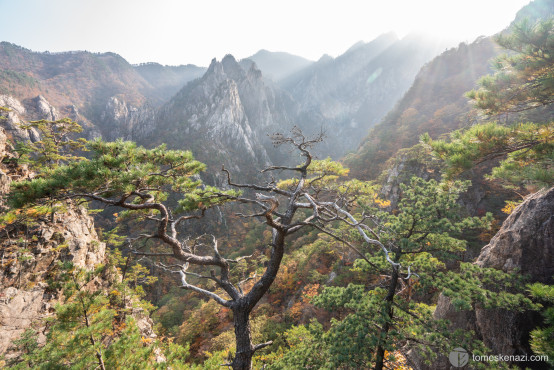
(317, 54, 334, 63)
(32, 95, 59, 121)
(221, 54, 245, 81)
(138, 53, 300, 181)
(207, 57, 225, 77)
(247, 62, 263, 80)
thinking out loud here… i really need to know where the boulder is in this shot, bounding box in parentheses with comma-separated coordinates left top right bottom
(411, 187, 554, 369)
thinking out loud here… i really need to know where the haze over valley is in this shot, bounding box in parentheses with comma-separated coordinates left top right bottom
(0, 1, 553, 369)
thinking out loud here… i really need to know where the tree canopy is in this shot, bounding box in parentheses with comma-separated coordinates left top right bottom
(424, 18, 554, 192)
(466, 18, 554, 115)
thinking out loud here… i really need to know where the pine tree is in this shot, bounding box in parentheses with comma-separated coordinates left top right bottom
(528, 282, 554, 366)
(466, 18, 554, 115)
(9, 126, 363, 369)
(272, 178, 533, 369)
(421, 121, 554, 190)
(423, 18, 554, 192)
(6, 256, 189, 369)
(15, 118, 88, 170)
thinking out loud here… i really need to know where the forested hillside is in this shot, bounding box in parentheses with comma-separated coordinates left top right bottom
(0, 0, 553, 369)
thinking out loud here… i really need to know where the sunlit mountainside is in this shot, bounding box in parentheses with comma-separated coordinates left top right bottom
(0, 0, 553, 369)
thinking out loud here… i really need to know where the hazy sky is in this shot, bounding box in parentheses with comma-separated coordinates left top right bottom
(0, 0, 531, 66)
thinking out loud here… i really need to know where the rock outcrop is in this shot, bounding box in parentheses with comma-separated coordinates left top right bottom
(0, 122, 107, 357)
(0, 95, 40, 142)
(412, 187, 554, 369)
(0, 124, 157, 360)
(146, 55, 297, 181)
(31, 95, 59, 121)
(0, 207, 106, 356)
(99, 95, 156, 140)
(474, 188, 554, 280)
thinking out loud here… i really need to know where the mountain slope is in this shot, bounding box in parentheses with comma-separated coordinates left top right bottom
(140, 55, 298, 179)
(0, 43, 205, 140)
(345, 37, 500, 179)
(346, 0, 554, 181)
(134, 62, 206, 102)
(0, 43, 149, 109)
(280, 33, 451, 158)
(240, 49, 313, 82)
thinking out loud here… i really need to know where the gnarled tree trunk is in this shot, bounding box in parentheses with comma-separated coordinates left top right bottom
(232, 305, 254, 370)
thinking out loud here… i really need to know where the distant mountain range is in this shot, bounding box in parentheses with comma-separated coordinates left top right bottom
(0, 30, 452, 181)
(346, 0, 554, 181)
(240, 49, 313, 81)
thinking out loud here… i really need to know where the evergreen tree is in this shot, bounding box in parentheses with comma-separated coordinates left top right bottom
(9, 126, 361, 369)
(423, 18, 554, 192)
(15, 118, 88, 170)
(422, 121, 554, 190)
(417, 16, 554, 368)
(272, 178, 533, 369)
(6, 256, 189, 369)
(528, 282, 554, 366)
(466, 18, 554, 115)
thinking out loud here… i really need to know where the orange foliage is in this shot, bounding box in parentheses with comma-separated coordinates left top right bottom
(385, 350, 413, 370)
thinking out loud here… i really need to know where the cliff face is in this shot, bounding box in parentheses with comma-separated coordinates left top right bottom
(474, 188, 554, 280)
(0, 93, 103, 141)
(0, 206, 107, 356)
(414, 187, 554, 369)
(0, 121, 108, 356)
(145, 55, 297, 179)
(98, 95, 156, 141)
(0, 122, 157, 360)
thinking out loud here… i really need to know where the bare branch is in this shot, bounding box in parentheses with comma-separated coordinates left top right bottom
(332, 204, 400, 269)
(221, 165, 292, 196)
(252, 341, 273, 352)
(155, 262, 231, 307)
(174, 208, 206, 226)
(226, 254, 254, 264)
(260, 165, 305, 173)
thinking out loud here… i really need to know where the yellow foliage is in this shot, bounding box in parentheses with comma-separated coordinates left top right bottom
(141, 336, 153, 344)
(501, 200, 521, 215)
(289, 301, 304, 320)
(276, 158, 350, 190)
(373, 193, 391, 208)
(385, 350, 413, 370)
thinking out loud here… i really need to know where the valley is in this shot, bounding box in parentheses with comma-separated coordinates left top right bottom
(0, 1, 553, 369)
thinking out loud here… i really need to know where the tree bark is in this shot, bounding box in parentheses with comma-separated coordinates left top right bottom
(374, 262, 400, 370)
(231, 305, 254, 370)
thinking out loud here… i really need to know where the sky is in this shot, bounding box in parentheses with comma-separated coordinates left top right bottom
(0, 0, 531, 66)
